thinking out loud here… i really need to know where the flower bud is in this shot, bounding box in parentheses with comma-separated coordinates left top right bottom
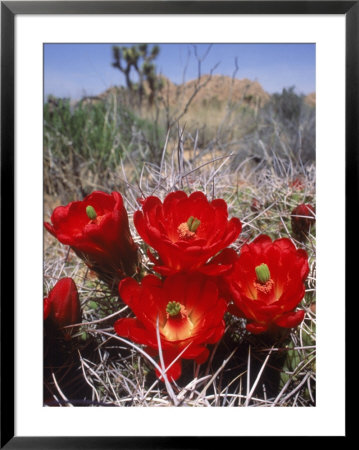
(291, 204, 315, 240)
(44, 278, 81, 330)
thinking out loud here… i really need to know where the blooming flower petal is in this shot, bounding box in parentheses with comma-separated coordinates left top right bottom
(246, 322, 269, 334)
(274, 309, 305, 328)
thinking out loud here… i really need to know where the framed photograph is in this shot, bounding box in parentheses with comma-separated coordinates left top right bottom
(1, 1, 353, 447)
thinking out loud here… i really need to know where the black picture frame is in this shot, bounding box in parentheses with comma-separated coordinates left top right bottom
(1, 1, 353, 447)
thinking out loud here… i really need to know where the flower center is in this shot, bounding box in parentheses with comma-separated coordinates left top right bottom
(86, 205, 106, 226)
(163, 301, 194, 341)
(254, 279, 274, 294)
(177, 216, 201, 240)
(86, 205, 97, 220)
(166, 301, 182, 318)
(254, 263, 274, 294)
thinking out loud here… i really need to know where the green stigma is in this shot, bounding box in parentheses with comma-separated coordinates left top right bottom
(86, 205, 97, 220)
(255, 263, 271, 284)
(187, 216, 201, 232)
(166, 301, 181, 317)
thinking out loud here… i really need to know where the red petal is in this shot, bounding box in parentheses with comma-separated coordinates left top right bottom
(119, 275, 166, 327)
(156, 359, 182, 382)
(44, 221, 56, 237)
(114, 318, 157, 348)
(198, 263, 233, 276)
(193, 347, 210, 364)
(210, 248, 239, 265)
(188, 191, 208, 202)
(273, 237, 296, 252)
(296, 249, 310, 280)
(156, 349, 183, 382)
(246, 322, 268, 334)
(47, 278, 81, 328)
(251, 235, 272, 246)
(118, 277, 141, 308)
(228, 303, 246, 318)
(133, 210, 152, 244)
(274, 309, 305, 328)
(85, 191, 116, 212)
(44, 297, 51, 320)
(152, 265, 176, 276)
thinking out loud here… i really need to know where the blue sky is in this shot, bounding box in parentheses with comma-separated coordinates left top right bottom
(44, 43, 315, 100)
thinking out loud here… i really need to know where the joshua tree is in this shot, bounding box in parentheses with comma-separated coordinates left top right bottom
(112, 44, 163, 108)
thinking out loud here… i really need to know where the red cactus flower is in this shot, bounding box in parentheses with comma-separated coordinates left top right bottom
(291, 204, 315, 240)
(44, 191, 139, 288)
(44, 278, 81, 329)
(133, 191, 242, 275)
(225, 235, 309, 334)
(114, 272, 227, 381)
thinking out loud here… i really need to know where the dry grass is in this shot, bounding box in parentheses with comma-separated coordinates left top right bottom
(44, 139, 316, 408)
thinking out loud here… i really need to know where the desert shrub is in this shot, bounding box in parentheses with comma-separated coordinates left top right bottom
(257, 87, 315, 163)
(44, 95, 165, 200)
(230, 87, 315, 175)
